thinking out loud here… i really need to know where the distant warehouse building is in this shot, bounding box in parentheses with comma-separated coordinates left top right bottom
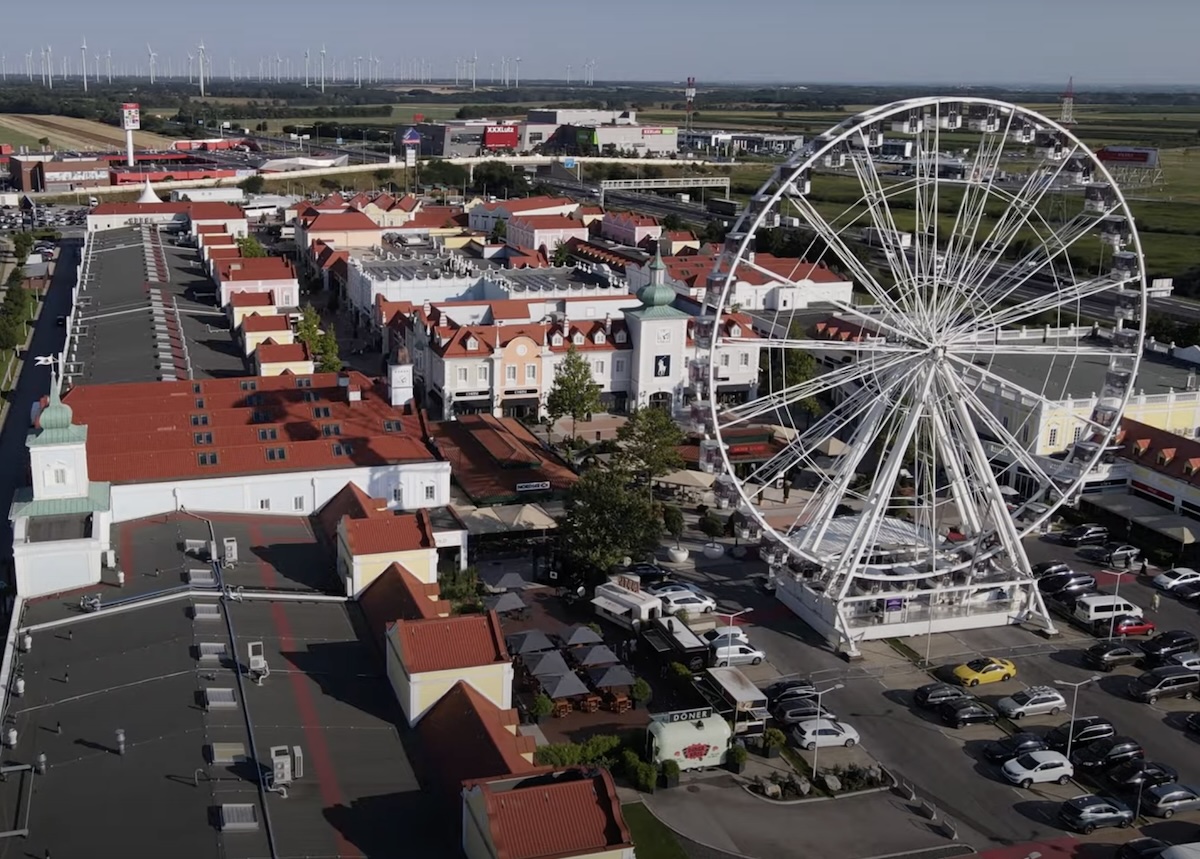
(404, 121, 521, 158)
(8, 154, 111, 192)
(555, 124, 678, 157)
(526, 108, 638, 126)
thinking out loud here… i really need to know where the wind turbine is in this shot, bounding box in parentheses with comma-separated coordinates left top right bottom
(25, 51, 32, 82)
(471, 52, 477, 91)
(45, 45, 53, 89)
(80, 37, 87, 92)
(106, 49, 112, 83)
(1, 54, 5, 82)
(147, 43, 157, 84)
(513, 56, 520, 88)
(319, 44, 326, 93)
(304, 48, 309, 87)
(186, 51, 193, 83)
(197, 41, 206, 96)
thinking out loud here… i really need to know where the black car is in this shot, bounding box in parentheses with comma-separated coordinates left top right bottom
(1107, 760, 1179, 793)
(1173, 581, 1200, 604)
(1084, 641, 1143, 672)
(1070, 736, 1144, 772)
(1032, 561, 1072, 578)
(939, 698, 997, 728)
(1039, 572, 1097, 599)
(763, 679, 816, 704)
(1045, 716, 1115, 752)
(1142, 630, 1200, 663)
(1117, 837, 1170, 859)
(983, 732, 1049, 764)
(1185, 712, 1200, 734)
(1077, 543, 1141, 566)
(913, 682, 970, 710)
(1061, 524, 1109, 547)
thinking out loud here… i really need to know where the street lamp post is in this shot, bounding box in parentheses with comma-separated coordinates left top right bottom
(1108, 569, 1132, 639)
(810, 682, 845, 778)
(1054, 675, 1101, 762)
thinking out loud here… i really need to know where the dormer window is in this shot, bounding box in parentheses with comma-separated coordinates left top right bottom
(594, 331, 606, 345)
(572, 332, 584, 346)
(730, 324, 742, 338)
(1134, 439, 1150, 456)
(1158, 448, 1176, 466)
(552, 333, 563, 347)
(1185, 457, 1200, 477)
(615, 330, 627, 344)
(466, 337, 478, 350)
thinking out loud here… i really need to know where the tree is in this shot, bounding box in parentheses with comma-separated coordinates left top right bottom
(660, 213, 685, 231)
(760, 319, 820, 418)
(559, 468, 662, 580)
(315, 330, 342, 373)
(663, 504, 685, 549)
(698, 511, 724, 543)
(295, 305, 321, 350)
(238, 175, 265, 194)
(236, 235, 268, 258)
(489, 218, 507, 242)
(551, 241, 572, 267)
(615, 407, 684, 494)
(724, 509, 747, 545)
(0, 317, 21, 350)
(546, 344, 601, 445)
(373, 168, 394, 185)
(12, 232, 33, 263)
(471, 160, 528, 197)
(37, 137, 50, 150)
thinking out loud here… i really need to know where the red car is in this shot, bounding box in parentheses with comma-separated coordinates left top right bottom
(1107, 615, 1156, 637)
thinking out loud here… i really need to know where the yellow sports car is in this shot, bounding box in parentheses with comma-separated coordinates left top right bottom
(952, 657, 1017, 687)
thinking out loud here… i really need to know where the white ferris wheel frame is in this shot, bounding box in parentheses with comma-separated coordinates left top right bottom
(705, 96, 1148, 588)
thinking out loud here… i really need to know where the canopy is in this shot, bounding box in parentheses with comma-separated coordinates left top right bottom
(588, 664, 635, 688)
(484, 592, 527, 613)
(540, 672, 589, 699)
(573, 644, 620, 667)
(1084, 494, 1198, 545)
(495, 503, 558, 531)
(506, 629, 554, 655)
(456, 507, 509, 535)
(559, 624, 603, 648)
(482, 568, 531, 592)
(655, 469, 716, 490)
(591, 595, 631, 617)
(525, 650, 570, 678)
(136, 179, 162, 204)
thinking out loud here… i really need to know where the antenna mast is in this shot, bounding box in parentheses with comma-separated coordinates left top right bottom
(685, 76, 696, 132)
(1059, 76, 1076, 125)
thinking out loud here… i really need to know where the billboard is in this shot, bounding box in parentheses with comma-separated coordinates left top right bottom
(483, 125, 519, 150)
(641, 127, 677, 136)
(405, 147, 416, 168)
(120, 103, 141, 131)
(1096, 146, 1159, 168)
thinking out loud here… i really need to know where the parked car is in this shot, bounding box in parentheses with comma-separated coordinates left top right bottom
(1117, 838, 1170, 859)
(952, 657, 1016, 687)
(1070, 736, 1144, 773)
(939, 698, 997, 728)
(1038, 572, 1097, 600)
(1077, 543, 1141, 566)
(1045, 717, 1115, 752)
(626, 563, 670, 584)
(647, 582, 706, 598)
(711, 643, 764, 667)
(763, 679, 815, 704)
(1106, 615, 1157, 638)
(1171, 580, 1200, 604)
(1168, 651, 1200, 671)
(913, 682, 971, 709)
(1057, 794, 1134, 834)
(984, 732, 1050, 764)
(1061, 524, 1110, 547)
(997, 685, 1067, 719)
(704, 632, 751, 650)
(1032, 561, 1073, 578)
(1002, 750, 1074, 788)
(1142, 783, 1200, 818)
(702, 626, 749, 646)
(789, 718, 859, 750)
(1107, 760, 1178, 793)
(1084, 641, 1143, 672)
(660, 592, 717, 616)
(1152, 567, 1200, 592)
(1185, 712, 1200, 735)
(773, 698, 836, 725)
(1127, 666, 1200, 704)
(1141, 630, 1200, 663)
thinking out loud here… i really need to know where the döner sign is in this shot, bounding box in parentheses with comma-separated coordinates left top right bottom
(516, 481, 551, 492)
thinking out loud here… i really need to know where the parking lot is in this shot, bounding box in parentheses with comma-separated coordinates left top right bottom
(660, 532, 1200, 853)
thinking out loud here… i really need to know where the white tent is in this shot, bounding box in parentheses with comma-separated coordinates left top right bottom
(136, 179, 162, 204)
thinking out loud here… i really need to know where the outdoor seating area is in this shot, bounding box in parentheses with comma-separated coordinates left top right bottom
(507, 625, 639, 717)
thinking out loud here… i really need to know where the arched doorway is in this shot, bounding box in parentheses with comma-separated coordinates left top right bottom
(648, 392, 672, 411)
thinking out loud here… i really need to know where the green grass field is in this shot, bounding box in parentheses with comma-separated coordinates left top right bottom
(620, 804, 687, 859)
(0, 126, 46, 151)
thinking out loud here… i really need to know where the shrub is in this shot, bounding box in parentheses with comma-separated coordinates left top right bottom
(634, 761, 658, 792)
(621, 748, 642, 778)
(669, 661, 692, 680)
(661, 759, 680, 778)
(698, 512, 724, 541)
(631, 677, 652, 704)
(728, 745, 748, 765)
(579, 734, 621, 766)
(534, 743, 582, 768)
(762, 727, 787, 750)
(530, 694, 553, 718)
(533, 734, 622, 768)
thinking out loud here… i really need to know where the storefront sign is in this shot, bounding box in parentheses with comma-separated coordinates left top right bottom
(656, 707, 715, 723)
(616, 575, 641, 593)
(516, 481, 551, 492)
(654, 355, 671, 378)
(120, 103, 141, 131)
(504, 388, 538, 396)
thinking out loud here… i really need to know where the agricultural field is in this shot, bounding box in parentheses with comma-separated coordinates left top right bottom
(247, 102, 518, 132)
(0, 114, 175, 150)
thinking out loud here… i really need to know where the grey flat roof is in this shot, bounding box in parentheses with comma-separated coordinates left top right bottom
(69, 228, 250, 387)
(26, 512, 91, 542)
(972, 344, 1192, 401)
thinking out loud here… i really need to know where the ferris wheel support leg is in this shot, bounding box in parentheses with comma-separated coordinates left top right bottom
(833, 610, 862, 660)
(1021, 581, 1059, 637)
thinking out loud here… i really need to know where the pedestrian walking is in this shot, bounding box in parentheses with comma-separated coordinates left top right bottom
(1140, 560, 1148, 577)
(1151, 591, 1161, 612)
(1124, 554, 1132, 571)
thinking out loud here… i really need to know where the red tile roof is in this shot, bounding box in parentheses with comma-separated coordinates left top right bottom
(61, 371, 433, 484)
(739, 253, 845, 285)
(317, 481, 386, 541)
(90, 201, 245, 221)
(392, 194, 419, 213)
(417, 682, 541, 801)
(343, 508, 434, 556)
(255, 339, 310, 364)
(301, 210, 381, 231)
(217, 257, 297, 282)
(1118, 418, 1200, 483)
(605, 211, 659, 228)
(314, 193, 352, 211)
(403, 206, 464, 230)
(208, 247, 243, 260)
(510, 214, 585, 231)
(228, 290, 275, 308)
(240, 313, 291, 334)
(476, 196, 575, 214)
(474, 769, 632, 859)
(429, 416, 578, 504)
(195, 223, 226, 234)
(199, 233, 235, 245)
(359, 562, 449, 641)
(394, 611, 509, 674)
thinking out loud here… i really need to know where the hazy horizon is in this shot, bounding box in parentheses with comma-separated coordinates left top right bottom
(0, 0, 1197, 88)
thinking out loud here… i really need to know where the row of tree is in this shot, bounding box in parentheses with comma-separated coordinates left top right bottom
(294, 305, 342, 373)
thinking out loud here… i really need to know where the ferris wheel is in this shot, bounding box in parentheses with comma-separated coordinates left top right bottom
(705, 97, 1146, 635)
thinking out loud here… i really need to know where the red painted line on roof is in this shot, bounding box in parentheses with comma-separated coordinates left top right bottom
(250, 524, 360, 858)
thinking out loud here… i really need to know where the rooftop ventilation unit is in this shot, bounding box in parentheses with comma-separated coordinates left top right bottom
(195, 642, 228, 665)
(192, 603, 221, 620)
(217, 804, 260, 832)
(203, 688, 238, 710)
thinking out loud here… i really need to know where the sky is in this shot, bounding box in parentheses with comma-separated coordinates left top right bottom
(1, 0, 1198, 88)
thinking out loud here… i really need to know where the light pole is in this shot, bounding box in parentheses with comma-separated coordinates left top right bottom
(1054, 675, 1101, 762)
(717, 608, 751, 630)
(810, 682, 845, 778)
(1107, 569, 1132, 639)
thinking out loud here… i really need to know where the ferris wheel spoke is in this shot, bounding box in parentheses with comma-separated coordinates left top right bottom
(926, 384, 990, 535)
(954, 342, 1125, 359)
(956, 271, 1134, 340)
(745, 336, 918, 354)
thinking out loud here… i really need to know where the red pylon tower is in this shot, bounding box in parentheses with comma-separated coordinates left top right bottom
(1059, 76, 1076, 125)
(685, 76, 696, 132)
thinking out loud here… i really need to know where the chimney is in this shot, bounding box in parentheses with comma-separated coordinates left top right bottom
(337, 372, 351, 401)
(347, 384, 362, 403)
(604, 312, 612, 334)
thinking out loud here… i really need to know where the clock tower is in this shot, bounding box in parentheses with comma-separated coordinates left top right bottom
(624, 245, 690, 411)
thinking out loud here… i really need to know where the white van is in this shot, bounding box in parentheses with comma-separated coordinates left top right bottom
(1073, 594, 1143, 625)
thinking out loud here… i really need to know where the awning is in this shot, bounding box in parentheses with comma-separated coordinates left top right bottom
(1083, 493, 1197, 544)
(591, 595, 630, 616)
(655, 469, 715, 490)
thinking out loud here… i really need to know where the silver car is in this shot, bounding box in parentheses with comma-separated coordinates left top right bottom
(1143, 784, 1200, 818)
(996, 685, 1067, 719)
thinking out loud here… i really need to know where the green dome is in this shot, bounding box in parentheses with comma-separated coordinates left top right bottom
(39, 385, 73, 430)
(636, 281, 675, 308)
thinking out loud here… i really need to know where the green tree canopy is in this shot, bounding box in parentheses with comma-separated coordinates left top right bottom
(660, 213, 685, 231)
(315, 330, 342, 373)
(238, 175, 265, 194)
(760, 319, 820, 416)
(551, 242, 573, 267)
(546, 343, 601, 443)
(615, 407, 684, 490)
(559, 468, 662, 579)
(236, 235, 268, 258)
(471, 160, 529, 197)
(662, 504, 685, 548)
(489, 218, 507, 242)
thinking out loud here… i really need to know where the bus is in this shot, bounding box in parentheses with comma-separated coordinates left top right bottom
(706, 198, 739, 217)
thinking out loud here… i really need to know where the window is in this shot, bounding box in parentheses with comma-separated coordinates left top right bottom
(1048, 427, 1059, 447)
(730, 325, 742, 338)
(739, 352, 750, 367)
(240, 380, 258, 391)
(303, 391, 318, 402)
(295, 377, 312, 388)
(424, 485, 436, 501)
(332, 443, 355, 456)
(191, 414, 209, 426)
(322, 424, 342, 437)
(251, 410, 271, 423)
(266, 447, 286, 461)
(258, 428, 278, 441)
(572, 332, 584, 346)
(466, 337, 478, 350)
(1073, 426, 1083, 442)
(259, 499, 271, 511)
(392, 487, 403, 503)
(615, 330, 627, 344)
(294, 496, 305, 511)
(457, 367, 468, 383)
(384, 420, 402, 432)
(192, 383, 202, 394)
(595, 360, 605, 374)
(506, 365, 517, 383)
(193, 432, 213, 445)
(1021, 425, 1029, 444)
(525, 364, 537, 381)
(615, 358, 626, 374)
(594, 331, 606, 345)
(552, 333, 563, 347)
(195, 398, 205, 408)
(52, 467, 67, 485)
(197, 452, 218, 466)
(720, 353, 730, 367)
(245, 393, 263, 406)
(313, 406, 331, 418)
(477, 365, 489, 383)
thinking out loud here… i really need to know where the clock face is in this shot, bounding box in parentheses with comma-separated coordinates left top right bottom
(656, 328, 671, 344)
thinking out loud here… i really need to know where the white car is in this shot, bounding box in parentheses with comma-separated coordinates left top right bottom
(790, 719, 860, 750)
(1169, 651, 1200, 671)
(647, 582, 705, 598)
(702, 626, 749, 646)
(712, 644, 765, 667)
(1153, 567, 1200, 592)
(660, 592, 716, 616)
(1001, 750, 1074, 788)
(996, 685, 1067, 719)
